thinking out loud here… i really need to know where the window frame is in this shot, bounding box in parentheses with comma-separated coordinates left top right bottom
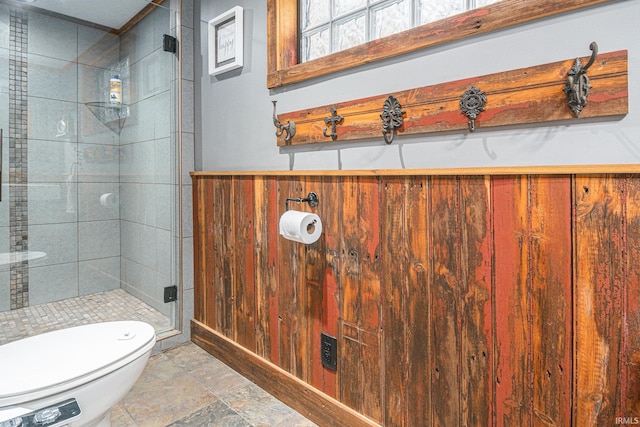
(267, 0, 614, 89)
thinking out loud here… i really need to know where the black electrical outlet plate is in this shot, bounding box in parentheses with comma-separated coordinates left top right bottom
(164, 285, 178, 303)
(321, 332, 337, 371)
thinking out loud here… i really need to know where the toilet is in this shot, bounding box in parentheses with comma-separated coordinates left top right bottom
(0, 321, 156, 427)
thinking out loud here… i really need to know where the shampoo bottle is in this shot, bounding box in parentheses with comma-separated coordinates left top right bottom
(109, 75, 122, 104)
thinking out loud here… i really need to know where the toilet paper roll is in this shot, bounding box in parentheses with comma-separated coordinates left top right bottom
(100, 192, 114, 208)
(279, 210, 322, 244)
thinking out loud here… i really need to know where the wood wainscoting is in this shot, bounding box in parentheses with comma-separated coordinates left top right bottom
(191, 169, 640, 427)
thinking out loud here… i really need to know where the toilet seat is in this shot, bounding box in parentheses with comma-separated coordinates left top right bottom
(0, 321, 156, 407)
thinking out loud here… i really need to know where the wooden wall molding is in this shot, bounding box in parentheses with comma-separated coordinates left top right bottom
(274, 49, 627, 146)
(191, 163, 640, 178)
(192, 320, 380, 427)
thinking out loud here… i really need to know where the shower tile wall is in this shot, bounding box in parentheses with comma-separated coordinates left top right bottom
(0, 6, 122, 309)
(0, 4, 177, 326)
(32, 12, 122, 305)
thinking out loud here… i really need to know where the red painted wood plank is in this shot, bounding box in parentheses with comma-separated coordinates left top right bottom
(254, 177, 269, 359)
(459, 176, 493, 426)
(529, 176, 572, 426)
(303, 176, 324, 389)
(277, 177, 305, 376)
(339, 176, 363, 412)
(492, 176, 531, 426)
(406, 176, 431, 426)
(233, 177, 256, 351)
(265, 178, 281, 365)
(320, 176, 340, 398)
(250, 177, 281, 364)
(212, 177, 234, 337)
(574, 175, 624, 425)
(430, 176, 462, 426)
(381, 177, 409, 426)
(191, 178, 206, 323)
(358, 177, 382, 422)
(199, 177, 217, 328)
(625, 176, 640, 417)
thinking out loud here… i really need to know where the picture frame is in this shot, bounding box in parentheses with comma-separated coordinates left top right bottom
(208, 6, 244, 76)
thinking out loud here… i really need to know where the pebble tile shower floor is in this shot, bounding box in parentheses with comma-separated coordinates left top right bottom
(0, 289, 171, 345)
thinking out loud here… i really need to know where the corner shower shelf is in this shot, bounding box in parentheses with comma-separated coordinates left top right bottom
(85, 102, 129, 135)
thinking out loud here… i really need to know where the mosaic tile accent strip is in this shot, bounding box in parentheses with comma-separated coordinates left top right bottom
(9, 9, 29, 310)
(0, 289, 172, 345)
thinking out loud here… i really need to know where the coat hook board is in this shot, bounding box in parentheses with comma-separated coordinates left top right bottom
(272, 48, 627, 147)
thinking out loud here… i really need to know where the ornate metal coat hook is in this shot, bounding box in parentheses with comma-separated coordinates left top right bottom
(272, 101, 296, 142)
(380, 95, 405, 144)
(460, 85, 486, 132)
(564, 41, 598, 118)
(323, 108, 343, 141)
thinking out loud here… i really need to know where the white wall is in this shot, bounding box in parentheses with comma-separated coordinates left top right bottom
(196, 0, 639, 172)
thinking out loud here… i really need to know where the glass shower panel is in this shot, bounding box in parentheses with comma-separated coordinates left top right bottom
(116, 4, 179, 332)
(0, 2, 179, 337)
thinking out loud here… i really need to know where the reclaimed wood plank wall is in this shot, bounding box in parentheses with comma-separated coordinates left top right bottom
(192, 172, 640, 426)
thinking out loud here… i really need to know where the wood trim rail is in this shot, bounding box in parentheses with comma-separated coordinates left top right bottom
(191, 320, 380, 427)
(191, 164, 640, 178)
(273, 49, 627, 146)
(267, 0, 616, 88)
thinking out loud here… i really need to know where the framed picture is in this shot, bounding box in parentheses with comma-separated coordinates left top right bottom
(208, 6, 244, 76)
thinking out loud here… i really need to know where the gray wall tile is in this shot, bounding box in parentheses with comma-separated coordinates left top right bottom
(79, 219, 120, 260)
(78, 182, 119, 221)
(28, 54, 78, 102)
(28, 98, 78, 142)
(79, 257, 120, 295)
(29, 262, 79, 305)
(27, 12, 78, 61)
(28, 222, 78, 266)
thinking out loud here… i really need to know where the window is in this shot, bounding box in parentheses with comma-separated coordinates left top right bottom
(267, 0, 615, 89)
(300, 0, 500, 62)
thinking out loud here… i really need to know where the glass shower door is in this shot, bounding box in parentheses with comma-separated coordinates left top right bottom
(0, 1, 179, 339)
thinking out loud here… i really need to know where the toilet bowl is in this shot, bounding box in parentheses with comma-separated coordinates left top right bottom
(0, 321, 156, 427)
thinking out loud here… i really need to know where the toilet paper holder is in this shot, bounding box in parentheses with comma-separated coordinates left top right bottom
(285, 192, 319, 211)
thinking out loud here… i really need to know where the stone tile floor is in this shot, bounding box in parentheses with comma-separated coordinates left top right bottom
(112, 342, 318, 427)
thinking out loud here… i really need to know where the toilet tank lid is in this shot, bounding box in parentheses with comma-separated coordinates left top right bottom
(0, 321, 156, 399)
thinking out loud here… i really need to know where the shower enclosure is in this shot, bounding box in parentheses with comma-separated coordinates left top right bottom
(0, 0, 181, 343)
